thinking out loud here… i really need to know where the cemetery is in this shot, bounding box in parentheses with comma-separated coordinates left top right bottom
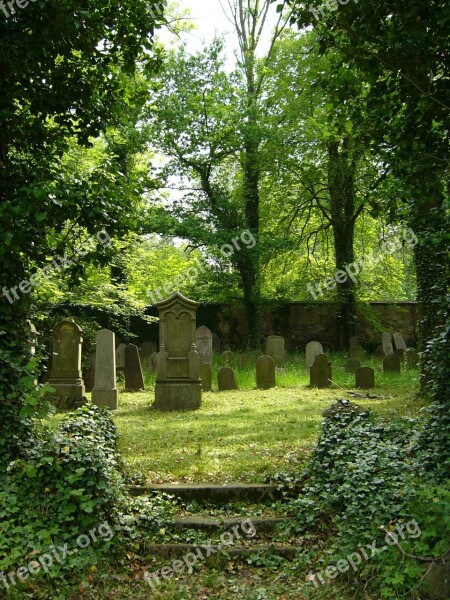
(0, 1, 448, 600)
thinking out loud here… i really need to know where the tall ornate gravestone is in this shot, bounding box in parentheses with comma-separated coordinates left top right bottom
(48, 319, 86, 408)
(310, 353, 332, 388)
(382, 332, 394, 355)
(125, 344, 145, 392)
(92, 329, 119, 409)
(383, 354, 401, 373)
(196, 326, 213, 365)
(305, 341, 323, 369)
(256, 355, 276, 390)
(199, 363, 212, 392)
(356, 367, 375, 389)
(218, 367, 238, 391)
(153, 292, 202, 411)
(266, 335, 285, 366)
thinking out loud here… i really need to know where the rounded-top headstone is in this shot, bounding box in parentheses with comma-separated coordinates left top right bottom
(196, 326, 213, 366)
(265, 336, 285, 366)
(305, 341, 323, 369)
(217, 367, 237, 391)
(256, 355, 275, 390)
(355, 367, 375, 389)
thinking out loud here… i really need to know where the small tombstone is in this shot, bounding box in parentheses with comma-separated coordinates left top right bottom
(218, 367, 237, 391)
(355, 367, 375, 389)
(238, 353, 251, 369)
(373, 345, 384, 359)
(349, 344, 364, 362)
(393, 332, 407, 352)
(406, 350, 419, 369)
(199, 363, 212, 392)
(383, 354, 401, 373)
(310, 353, 332, 388)
(116, 343, 126, 372)
(92, 329, 119, 409)
(256, 355, 276, 390)
(47, 319, 86, 408)
(125, 344, 145, 392)
(196, 326, 213, 365)
(345, 358, 361, 374)
(265, 335, 285, 366)
(382, 332, 394, 356)
(85, 353, 96, 392)
(305, 341, 323, 369)
(212, 333, 221, 355)
(220, 351, 235, 368)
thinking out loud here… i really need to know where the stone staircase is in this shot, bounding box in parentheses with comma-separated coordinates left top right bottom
(129, 482, 300, 562)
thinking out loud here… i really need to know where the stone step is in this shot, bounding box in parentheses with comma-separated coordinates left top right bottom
(128, 483, 284, 505)
(142, 542, 299, 562)
(173, 516, 290, 535)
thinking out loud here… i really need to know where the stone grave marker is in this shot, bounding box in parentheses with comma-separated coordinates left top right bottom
(48, 319, 86, 408)
(199, 363, 212, 392)
(116, 343, 126, 372)
(150, 351, 158, 372)
(220, 351, 235, 368)
(345, 358, 361, 374)
(310, 353, 332, 388)
(305, 341, 323, 369)
(406, 350, 419, 369)
(92, 329, 119, 409)
(212, 333, 221, 355)
(355, 367, 375, 389)
(256, 355, 276, 390)
(125, 344, 145, 392)
(393, 332, 407, 352)
(218, 367, 237, 391)
(153, 292, 202, 411)
(196, 326, 213, 365)
(383, 353, 401, 373)
(349, 344, 364, 362)
(266, 335, 285, 366)
(382, 332, 394, 355)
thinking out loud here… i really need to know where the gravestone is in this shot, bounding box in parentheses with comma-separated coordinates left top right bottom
(196, 326, 213, 365)
(140, 341, 156, 360)
(373, 345, 384, 359)
(218, 367, 237, 391)
(355, 367, 375, 389)
(382, 332, 394, 355)
(345, 358, 361, 374)
(305, 341, 323, 369)
(153, 292, 202, 411)
(266, 335, 285, 366)
(199, 363, 212, 392)
(256, 355, 276, 390)
(85, 353, 96, 393)
(48, 319, 86, 408)
(393, 332, 407, 352)
(125, 344, 145, 392)
(310, 353, 332, 388)
(220, 351, 235, 368)
(406, 350, 419, 369)
(92, 329, 119, 409)
(212, 333, 221, 355)
(383, 354, 401, 373)
(116, 343, 126, 372)
(349, 344, 364, 362)
(150, 351, 158, 372)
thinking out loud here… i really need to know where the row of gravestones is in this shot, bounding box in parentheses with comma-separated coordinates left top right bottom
(198, 355, 277, 392)
(311, 353, 375, 389)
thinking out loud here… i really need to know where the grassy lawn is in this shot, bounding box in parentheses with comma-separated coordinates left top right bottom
(104, 353, 425, 484)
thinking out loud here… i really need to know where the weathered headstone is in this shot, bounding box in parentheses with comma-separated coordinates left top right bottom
(217, 367, 237, 391)
(305, 341, 323, 369)
(47, 319, 86, 408)
(212, 333, 221, 355)
(92, 329, 119, 409)
(345, 358, 361, 374)
(355, 367, 375, 389)
(349, 344, 364, 362)
(256, 355, 276, 390)
(116, 343, 126, 372)
(220, 351, 235, 368)
(266, 335, 285, 366)
(382, 332, 394, 356)
(372, 345, 385, 359)
(199, 363, 212, 392)
(405, 350, 419, 369)
(125, 344, 145, 392)
(85, 353, 96, 393)
(393, 332, 407, 352)
(196, 326, 213, 365)
(153, 292, 202, 411)
(150, 351, 158, 372)
(310, 353, 332, 388)
(383, 354, 401, 373)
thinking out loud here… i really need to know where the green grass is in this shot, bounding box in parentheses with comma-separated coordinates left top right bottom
(107, 352, 425, 484)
